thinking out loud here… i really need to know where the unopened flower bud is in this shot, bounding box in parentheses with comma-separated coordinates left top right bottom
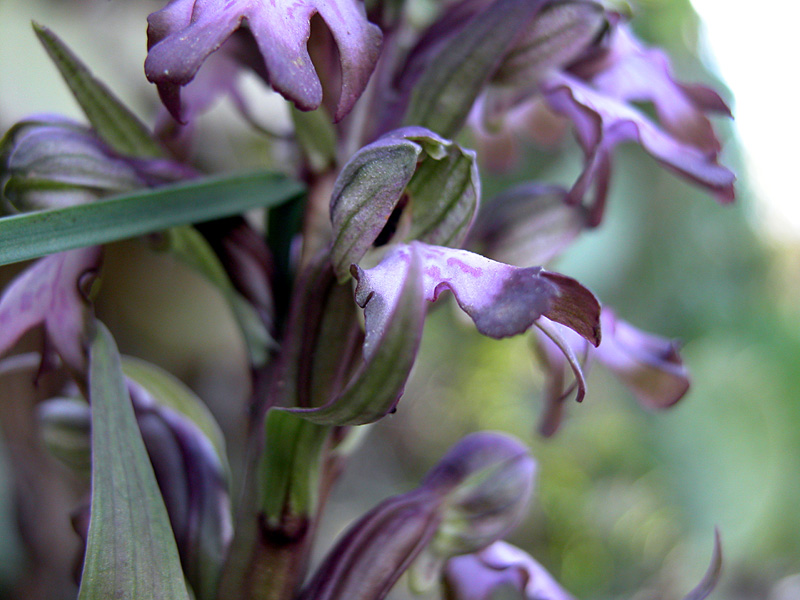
(300, 432, 536, 600)
(0, 115, 195, 212)
(127, 375, 232, 600)
(423, 433, 536, 555)
(330, 127, 479, 281)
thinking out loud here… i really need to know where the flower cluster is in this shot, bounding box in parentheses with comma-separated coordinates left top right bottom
(0, 1, 734, 599)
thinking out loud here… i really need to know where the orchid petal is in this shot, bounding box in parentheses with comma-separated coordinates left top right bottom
(0, 246, 102, 373)
(571, 25, 731, 153)
(145, 0, 382, 121)
(356, 242, 600, 342)
(595, 308, 690, 410)
(542, 72, 735, 215)
(443, 541, 576, 600)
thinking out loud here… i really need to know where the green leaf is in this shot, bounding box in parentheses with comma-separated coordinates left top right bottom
(33, 22, 164, 158)
(80, 322, 190, 600)
(0, 170, 305, 266)
(259, 409, 329, 527)
(158, 226, 275, 367)
(403, 0, 547, 138)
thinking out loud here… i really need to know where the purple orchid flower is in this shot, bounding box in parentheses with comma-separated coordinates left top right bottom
(542, 70, 735, 224)
(569, 24, 732, 154)
(354, 241, 601, 343)
(145, 0, 383, 122)
(0, 247, 102, 374)
(533, 307, 690, 436)
(443, 541, 575, 600)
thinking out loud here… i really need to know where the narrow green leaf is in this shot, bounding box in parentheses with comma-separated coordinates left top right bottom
(0, 170, 305, 266)
(81, 323, 190, 600)
(33, 22, 164, 158)
(159, 226, 275, 366)
(403, 0, 547, 137)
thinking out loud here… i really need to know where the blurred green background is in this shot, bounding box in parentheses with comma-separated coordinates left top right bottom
(1, 0, 799, 599)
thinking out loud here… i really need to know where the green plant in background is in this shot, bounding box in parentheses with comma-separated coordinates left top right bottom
(0, 0, 750, 598)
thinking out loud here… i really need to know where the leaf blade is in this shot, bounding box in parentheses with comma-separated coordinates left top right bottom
(80, 323, 190, 600)
(33, 22, 164, 158)
(0, 170, 304, 266)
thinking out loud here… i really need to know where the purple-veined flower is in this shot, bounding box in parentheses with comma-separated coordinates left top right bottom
(145, 0, 383, 122)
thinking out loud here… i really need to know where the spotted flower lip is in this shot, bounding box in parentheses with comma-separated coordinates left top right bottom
(145, 0, 383, 122)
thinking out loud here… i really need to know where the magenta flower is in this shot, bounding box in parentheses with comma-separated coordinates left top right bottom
(145, 0, 382, 122)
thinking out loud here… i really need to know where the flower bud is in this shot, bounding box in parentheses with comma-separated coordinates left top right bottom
(330, 127, 479, 281)
(423, 432, 536, 556)
(1, 116, 143, 212)
(126, 372, 232, 600)
(469, 183, 587, 266)
(408, 432, 536, 592)
(300, 432, 536, 600)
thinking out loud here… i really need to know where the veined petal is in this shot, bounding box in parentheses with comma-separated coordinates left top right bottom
(0, 246, 102, 373)
(145, 0, 382, 122)
(542, 72, 735, 215)
(443, 541, 576, 600)
(354, 242, 600, 342)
